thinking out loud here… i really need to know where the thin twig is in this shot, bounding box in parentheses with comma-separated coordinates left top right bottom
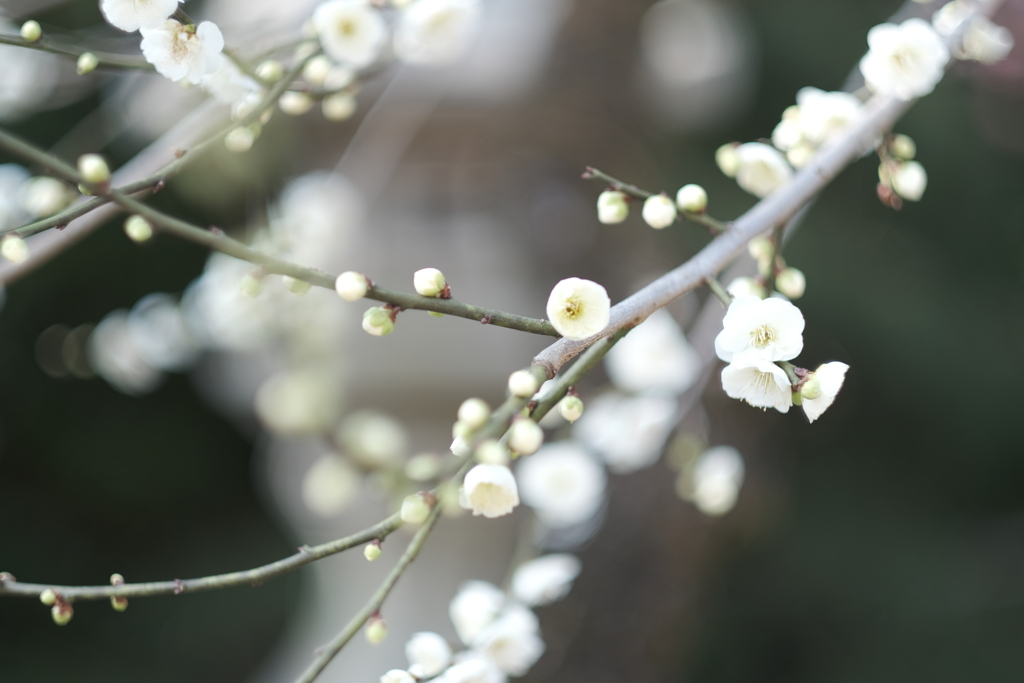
(529, 330, 629, 422)
(0, 32, 153, 71)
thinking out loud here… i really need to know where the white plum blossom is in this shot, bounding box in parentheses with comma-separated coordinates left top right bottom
(435, 656, 506, 683)
(794, 87, 864, 147)
(574, 392, 677, 473)
(545, 277, 611, 341)
(596, 190, 629, 224)
(394, 0, 483, 66)
(961, 17, 1015, 64)
(891, 160, 927, 201)
(20, 176, 72, 218)
(449, 581, 505, 645)
(604, 309, 702, 396)
(473, 605, 545, 676)
(714, 295, 805, 365)
(720, 360, 793, 413)
(301, 455, 360, 516)
(859, 18, 950, 100)
(313, 0, 388, 68)
(507, 418, 544, 455)
(690, 446, 745, 516)
(100, 0, 180, 32)
(801, 362, 850, 423)
(201, 54, 263, 108)
(641, 194, 677, 229)
(726, 276, 767, 300)
(517, 442, 606, 528)
(406, 632, 452, 678)
(734, 143, 793, 198)
(511, 554, 582, 606)
(460, 464, 519, 518)
(141, 21, 225, 84)
(380, 670, 417, 683)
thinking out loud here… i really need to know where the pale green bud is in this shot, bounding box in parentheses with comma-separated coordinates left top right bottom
(558, 395, 584, 423)
(335, 271, 368, 301)
(400, 493, 432, 525)
(413, 268, 446, 297)
(39, 589, 57, 606)
(110, 573, 124, 585)
(428, 310, 445, 318)
(76, 52, 99, 75)
(507, 370, 539, 398)
(775, 267, 806, 299)
(363, 542, 382, 562)
(51, 603, 73, 626)
(240, 272, 264, 298)
(362, 307, 395, 336)
(596, 190, 629, 224)
(124, 215, 153, 243)
(365, 617, 387, 644)
(20, 20, 41, 42)
(110, 596, 128, 612)
(322, 92, 358, 121)
(507, 418, 543, 456)
(302, 55, 332, 85)
(675, 184, 708, 213)
(255, 60, 284, 82)
(716, 143, 740, 178)
(891, 134, 916, 160)
(452, 420, 471, 440)
(800, 374, 822, 401)
(77, 154, 110, 185)
(1, 236, 29, 264)
(224, 126, 257, 153)
(458, 398, 490, 430)
(279, 91, 314, 116)
(282, 276, 312, 296)
(747, 235, 773, 262)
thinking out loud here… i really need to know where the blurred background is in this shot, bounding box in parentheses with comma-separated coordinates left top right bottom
(1, 0, 1023, 681)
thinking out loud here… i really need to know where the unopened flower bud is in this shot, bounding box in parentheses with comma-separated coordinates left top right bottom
(508, 370, 540, 398)
(400, 493, 432, 525)
(240, 272, 264, 298)
(413, 268, 446, 297)
(716, 143, 740, 177)
(557, 395, 584, 423)
(596, 190, 629, 224)
(366, 616, 387, 644)
(302, 55, 332, 85)
(452, 420, 471, 440)
(507, 418, 543, 456)
(39, 589, 57, 606)
(726, 276, 767, 300)
(458, 398, 490, 430)
(891, 161, 927, 202)
(110, 574, 124, 585)
(675, 184, 708, 213)
(641, 194, 677, 229)
(782, 104, 800, 121)
(362, 307, 395, 336)
(124, 215, 153, 243)
(475, 439, 509, 466)
(279, 91, 314, 116)
(111, 596, 128, 612)
(747, 235, 773, 262)
(20, 20, 41, 42)
(786, 144, 815, 169)
(335, 271, 369, 301)
(76, 52, 99, 75)
(282, 275, 312, 296)
(2, 236, 29, 264)
(255, 60, 284, 82)
(224, 126, 257, 153)
(364, 541, 382, 562)
(800, 374, 822, 401)
(775, 267, 806, 299)
(405, 453, 441, 481)
(322, 92, 357, 121)
(890, 134, 916, 160)
(77, 154, 110, 185)
(51, 602, 73, 626)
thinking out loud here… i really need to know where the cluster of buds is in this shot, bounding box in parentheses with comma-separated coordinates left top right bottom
(595, 183, 708, 229)
(40, 588, 74, 625)
(877, 134, 926, 209)
(742, 235, 806, 300)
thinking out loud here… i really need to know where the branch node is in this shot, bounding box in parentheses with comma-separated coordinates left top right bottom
(0, 572, 15, 584)
(173, 579, 184, 595)
(480, 315, 491, 325)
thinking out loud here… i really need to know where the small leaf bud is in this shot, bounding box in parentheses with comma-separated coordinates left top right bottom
(507, 370, 540, 398)
(124, 215, 153, 243)
(457, 398, 490, 430)
(890, 134, 916, 160)
(255, 60, 284, 82)
(363, 541, 382, 562)
(716, 143, 740, 177)
(335, 271, 368, 301)
(1, 236, 29, 264)
(77, 154, 110, 185)
(428, 310, 445, 318)
(405, 453, 441, 481)
(775, 267, 806, 299)
(475, 439, 509, 466)
(240, 271, 264, 298)
(800, 374, 822, 401)
(557, 395, 584, 423)
(279, 91, 314, 116)
(596, 190, 629, 224)
(366, 616, 387, 644)
(362, 307, 395, 337)
(76, 52, 99, 75)
(413, 268, 446, 297)
(322, 92, 358, 121)
(111, 596, 128, 612)
(282, 276, 312, 296)
(400, 493, 431, 525)
(51, 602, 73, 626)
(507, 418, 543, 456)
(20, 20, 41, 42)
(39, 589, 57, 606)
(302, 55, 332, 85)
(675, 184, 708, 213)
(641, 194, 677, 229)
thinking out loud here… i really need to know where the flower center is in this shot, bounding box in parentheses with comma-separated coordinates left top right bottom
(562, 296, 583, 321)
(338, 18, 358, 36)
(749, 324, 776, 348)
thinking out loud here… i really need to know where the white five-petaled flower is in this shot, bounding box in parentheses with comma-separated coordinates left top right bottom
(460, 464, 519, 518)
(405, 632, 452, 678)
(734, 142, 793, 198)
(394, 0, 483, 65)
(140, 20, 225, 84)
(100, 0, 181, 32)
(714, 295, 805, 365)
(546, 277, 610, 340)
(720, 360, 793, 413)
(472, 604, 545, 676)
(801, 361, 849, 423)
(200, 54, 263, 107)
(511, 554, 582, 607)
(313, 0, 388, 68)
(449, 581, 505, 645)
(859, 18, 950, 100)
(794, 87, 864, 147)
(517, 442, 606, 528)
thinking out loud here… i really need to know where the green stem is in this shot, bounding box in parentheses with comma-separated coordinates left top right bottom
(530, 330, 628, 421)
(0, 32, 153, 71)
(705, 276, 733, 307)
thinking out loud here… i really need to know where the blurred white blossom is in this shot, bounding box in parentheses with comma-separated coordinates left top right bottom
(254, 369, 342, 434)
(574, 392, 677, 473)
(961, 17, 1014, 64)
(604, 309, 701, 396)
(859, 18, 949, 100)
(201, 54, 263, 107)
(472, 604, 544, 676)
(336, 410, 407, 468)
(314, 0, 388, 68)
(511, 554, 581, 606)
(88, 311, 164, 396)
(517, 442, 606, 527)
(405, 631, 452, 678)
(734, 142, 793, 197)
(141, 20, 226, 84)
(689, 445, 745, 516)
(0, 164, 30, 231)
(449, 581, 505, 645)
(394, 0, 483, 65)
(126, 293, 200, 371)
(301, 454, 360, 516)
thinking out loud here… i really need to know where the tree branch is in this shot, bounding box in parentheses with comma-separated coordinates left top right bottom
(0, 32, 153, 71)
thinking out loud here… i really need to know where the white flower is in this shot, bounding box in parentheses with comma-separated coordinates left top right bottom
(88, 311, 163, 396)
(380, 670, 416, 683)
(507, 370, 540, 398)
(690, 446, 745, 516)
(20, 176, 71, 218)
(714, 295, 804, 365)
(859, 18, 950, 100)
(771, 118, 803, 152)
(932, 1, 971, 37)
(545, 278, 611, 341)
(801, 362, 849, 423)
(449, 581, 505, 645)
(100, 0, 180, 32)
(313, 0, 388, 68)
(641, 194, 677, 229)
(574, 392, 677, 473)
(596, 190, 629, 224)
(255, 370, 341, 434)
(414, 267, 447, 296)
(517, 442, 606, 528)
(302, 455, 360, 516)
(141, 20, 225, 84)
(794, 87, 864, 147)
(891, 160, 927, 201)
(962, 17, 1014, 64)
(473, 605, 545, 676)
(435, 657, 506, 683)
(336, 410, 407, 468)
(720, 359, 793, 413)
(394, 0, 483, 66)
(511, 554, 581, 606)
(734, 143, 793, 198)
(604, 309, 701, 396)
(406, 632, 452, 678)
(460, 464, 519, 518)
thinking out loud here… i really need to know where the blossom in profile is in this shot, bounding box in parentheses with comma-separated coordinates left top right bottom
(394, 0, 483, 65)
(801, 362, 850, 423)
(794, 87, 864, 147)
(141, 20, 225, 84)
(517, 442, 606, 527)
(460, 464, 520, 518)
(380, 670, 416, 683)
(313, 0, 388, 68)
(101, 0, 181, 32)
(546, 277, 611, 340)
(511, 554, 582, 606)
(962, 17, 1015, 64)
(859, 18, 950, 100)
(714, 295, 804, 365)
(720, 359, 793, 413)
(734, 142, 793, 198)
